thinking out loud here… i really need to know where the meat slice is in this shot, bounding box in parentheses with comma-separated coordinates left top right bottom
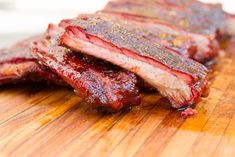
(0, 36, 43, 65)
(95, 13, 197, 58)
(99, 12, 217, 62)
(0, 36, 66, 85)
(31, 24, 140, 111)
(59, 15, 209, 108)
(102, 1, 221, 62)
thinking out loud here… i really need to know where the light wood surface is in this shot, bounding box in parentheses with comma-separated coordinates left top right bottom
(0, 39, 234, 157)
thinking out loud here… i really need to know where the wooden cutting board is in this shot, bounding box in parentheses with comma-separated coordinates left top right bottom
(0, 39, 234, 157)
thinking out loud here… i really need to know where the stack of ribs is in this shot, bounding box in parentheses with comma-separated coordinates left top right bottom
(0, 0, 234, 112)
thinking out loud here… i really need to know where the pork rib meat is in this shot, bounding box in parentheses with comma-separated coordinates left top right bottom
(0, 36, 66, 85)
(103, 0, 226, 37)
(102, 1, 221, 62)
(99, 12, 217, 62)
(137, 0, 235, 36)
(95, 13, 197, 58)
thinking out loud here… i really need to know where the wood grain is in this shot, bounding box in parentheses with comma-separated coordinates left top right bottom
(0, 40, 234, 157)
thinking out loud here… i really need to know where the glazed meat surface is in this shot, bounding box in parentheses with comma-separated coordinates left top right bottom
(32, 24, 140, 111)
(59, 15, 209, 108)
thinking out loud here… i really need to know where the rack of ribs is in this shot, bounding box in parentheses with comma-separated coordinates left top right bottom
(58, 14, 209, 108)
(32, 24, 140, 111)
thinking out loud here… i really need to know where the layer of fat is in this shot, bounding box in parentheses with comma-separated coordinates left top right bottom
(63, 36, 192, 104)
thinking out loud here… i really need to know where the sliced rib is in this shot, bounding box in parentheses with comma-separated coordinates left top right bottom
(0, 36, 66, 85)
(32, 24, 140, 111)
(99, 12, 217, 62)
(102, 1, 220, 62)
(59, 15, 209, 108)
(94, 13, 197, 58)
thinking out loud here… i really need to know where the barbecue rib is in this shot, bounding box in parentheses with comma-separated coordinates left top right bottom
(95, 13, 197, 58)
(99, 12, 217, 62)
(32, 24, 140, 111)
(103, 0, 225, 37)
(138, 0, 235, 36)
(59, 15, 209, 108)
(102, 1, 221, 62)
(0, 36, 66, 85)
(107, 0, 235, 36)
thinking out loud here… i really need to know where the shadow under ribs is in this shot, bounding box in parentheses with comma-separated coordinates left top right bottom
(59, 14, 209, 108)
